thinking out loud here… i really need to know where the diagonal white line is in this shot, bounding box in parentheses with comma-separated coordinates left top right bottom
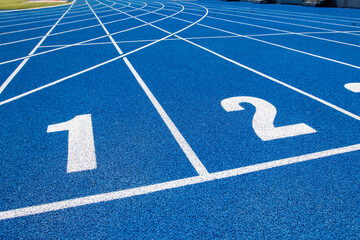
(109, 0, 360, 122)
(35, 30, 360, 48)
(1, 142, 359, 220)
(0, 6, 187, 108)
(86, 0, 209, 176)
(0, 7, 128, 37)
(155, 6, 360, 69)
(165, 5, 360, 47)
(205, 6, 360, 36)
(0, 0, 77, 95)
(0, 3, 167, 65)
(0, 3, 100, 29)
(212, 4, 360, 24)
(203, 9, 360, 48)
(202, 2, 360, 22)
(0, 4, 150, 47)
(0, 3, 100, 25)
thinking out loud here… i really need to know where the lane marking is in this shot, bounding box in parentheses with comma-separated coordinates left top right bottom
(1, 142, 359, 220)
(0, 3, 100, 25)
(179, 37, 360, 121)
(205, 5, 360, 32)
(171, 5, 360, 38)
(204, 8, 360, 48)
(202, 2, 360, 22)
(0, 2, 192, 108)
(86, 0, 209, 175)
(0, 4, 153, 47)
(0, 2, 170, 65)
(0, 3, 104, 29)
(0, 7, 128, 37)
(0, 0, 76, 95)
(164, 5, 360, 48)
(2, 0, 359, 128)
(35, 30, 360, 48)
(209, 4, 360, 23)
(119, 1, 360, 122)
(155, 7, 360, 69)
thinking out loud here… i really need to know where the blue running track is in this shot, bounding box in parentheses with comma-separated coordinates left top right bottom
(0, 0, 360, 238)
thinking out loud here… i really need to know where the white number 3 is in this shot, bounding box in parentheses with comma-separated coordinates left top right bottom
(221, 96, 316, 141)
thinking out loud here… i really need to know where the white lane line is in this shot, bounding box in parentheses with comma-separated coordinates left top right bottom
(0, 3, 168, 65)
(0, 8, 126, 37)
(0, 2, 194, 107)
(177, 5, 360, 37)
(198, 22, 360, 69)
(203, 2, 360, 22)
(206, 6, 360, 32)
(206, 7, 360, 37)
(164, 5, 360, 48)
(218, 4, 360, 23)
(119, 1, 360, 122)
(0, 1, 76, 95)
(86, 0, 141, 55)
(156, 7, 360, 70)
(243, 7, 360, 25)
(179, 36, 360, 121)
(35, 30, 360, 47)
(0, 4, 104, 29)
(86, 0, 208, 176)
(1, 142, 359, 220)
(0, 5, 151, 47)
(204, 9, 360, 48)
(124, 56, 209, 175)
(0, 3, 100, 25)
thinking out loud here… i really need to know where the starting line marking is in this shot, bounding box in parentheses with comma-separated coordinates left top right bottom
(1, 142, 359, 221)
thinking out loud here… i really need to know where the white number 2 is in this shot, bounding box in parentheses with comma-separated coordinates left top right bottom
(47, 114, 97, 173)
(221, 96, 316, 141)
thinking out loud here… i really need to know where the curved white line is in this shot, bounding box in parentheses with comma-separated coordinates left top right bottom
(0, 2, 173, 65)
(0, 3, 100, 24)
(0, 0, 207, 107)
(0, 3, 110, 29)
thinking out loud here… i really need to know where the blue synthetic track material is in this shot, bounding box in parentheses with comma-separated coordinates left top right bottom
(0, 0, 360, 238)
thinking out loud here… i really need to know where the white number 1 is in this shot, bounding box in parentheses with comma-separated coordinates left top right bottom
(47, 114, 97, 173)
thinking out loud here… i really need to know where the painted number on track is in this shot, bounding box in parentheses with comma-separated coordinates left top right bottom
(47, 114, 97, 173)
(221, 96, 316, 141)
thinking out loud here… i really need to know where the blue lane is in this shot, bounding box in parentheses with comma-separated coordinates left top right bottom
(254, 34, 360, 66)
(124, 39, 360, 172)
(0, 25, 53, 45)
(308, 32, 360, 46)
(0, 59, 198, 211)
(0, 43, 119, 100)
(172, 31, 360, 116)
(0, 39, 42, 63)
(0, 19, 59, 37)
(207, 8, 360, 33)
(202, 0, 360, 19)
